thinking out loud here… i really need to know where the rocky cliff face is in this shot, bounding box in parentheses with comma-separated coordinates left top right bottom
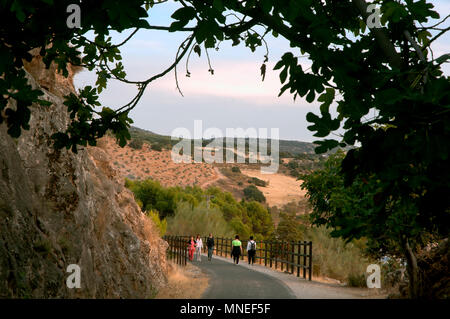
(0, 58, 168, 298)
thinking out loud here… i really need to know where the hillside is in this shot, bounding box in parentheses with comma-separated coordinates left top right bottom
(104, 130, 313, 209)
(100, 136, 217, 187)
(129, 126, 319, 156)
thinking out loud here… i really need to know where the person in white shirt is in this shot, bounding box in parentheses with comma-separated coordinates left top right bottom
(195, 234, 203, 262)
(247, 236, 257, 265)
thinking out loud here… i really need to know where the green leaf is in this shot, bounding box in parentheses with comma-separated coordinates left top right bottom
(11, 0, 26, 22)
(260, 63, 266, 81)
(213, 0, 224, 11)
(313, 139, 339, 154)
(193, 44, 201, 57)
(171, 6, 196, 21)
(435, 53, 450, 65)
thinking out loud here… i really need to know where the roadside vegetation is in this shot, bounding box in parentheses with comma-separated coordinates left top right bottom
(126, 179, 273, 240)
(272, 210, 372, 286)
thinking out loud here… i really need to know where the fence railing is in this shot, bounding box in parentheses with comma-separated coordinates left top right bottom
(163, 235, 312, 281)
(163, 235, 188, 266)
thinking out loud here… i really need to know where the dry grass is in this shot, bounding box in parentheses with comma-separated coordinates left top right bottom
(100, 136, 217, 187)
(241, 169, 306, 207)
(155, 262, 209, 299)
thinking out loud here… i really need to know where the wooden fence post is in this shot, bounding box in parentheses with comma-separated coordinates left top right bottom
(309, 241, 312, 281)
(179, 236, 182, 265)
(275, 242, 278, 270)
(291, 241, 295, 274)
(303, 241, 307, 279)
(184, 237, 187, 266)
(174, 236, 177, 264)
(179, 236, 181, 265)
(297, 241, 301, 277)
(173, 236, 176, 264)
(264, 242, 267, 267)
(269, 242, 272, 268)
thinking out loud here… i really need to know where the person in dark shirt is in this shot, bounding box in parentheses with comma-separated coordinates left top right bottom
(247, 236, 257, 265)
(206, 233, 215, 261)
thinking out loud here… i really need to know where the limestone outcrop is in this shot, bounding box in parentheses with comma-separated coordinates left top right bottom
(0, 56, 167, 298)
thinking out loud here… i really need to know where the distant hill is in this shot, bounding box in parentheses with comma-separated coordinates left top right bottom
(129, 126, 174, 148)
(278, 139, 316, 155)
(129, 126, 319, 156)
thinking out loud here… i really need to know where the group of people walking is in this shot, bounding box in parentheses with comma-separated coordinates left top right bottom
(187, 234, 257, 265)
(188, 234, 215, 262)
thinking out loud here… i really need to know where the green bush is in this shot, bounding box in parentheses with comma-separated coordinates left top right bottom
(151, 143, 162, 151)
(128, 138, 144, 150)
(126, 180, 274, 239)
(231, 166, 241, 173)
(148, 209, 167, 237)
(125, 179, 180, 218)
(167, 202, 234, 237)
(248, 177, 267, 187)
(243, 185, 266, 203)
(275, 212, 303, 242)
(287, 160, 299, 170)
(229, 217, 252, 239)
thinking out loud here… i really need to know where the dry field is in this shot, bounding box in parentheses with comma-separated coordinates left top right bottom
(241, 169, 306, 207)
(98, 137, 217, 187)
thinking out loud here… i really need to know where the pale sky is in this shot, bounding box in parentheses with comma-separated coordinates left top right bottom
(74, 0, 450, 142)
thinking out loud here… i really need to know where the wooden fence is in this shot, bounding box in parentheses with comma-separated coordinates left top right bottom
(163, 235, 187, 266)
(163, 235, 312, 280)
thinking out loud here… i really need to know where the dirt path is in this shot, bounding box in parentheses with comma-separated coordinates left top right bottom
(201, 167, 226, 189)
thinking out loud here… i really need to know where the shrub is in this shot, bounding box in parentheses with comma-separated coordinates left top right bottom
(228, 217, 251, 239)
(248, 177, 267, 187)
(287, 160, 299, 170)
(347, 273, 367, 287)
(231, 166, 241, 173)
(147, 209, 167, 237)
(126, 180, 274, 239)
(243, 185, 266, 203)
(151, 143, 162, 151)
(166, 202, 234, 237)
(305, 226, 371, 283)
(275, 212, 303, 242)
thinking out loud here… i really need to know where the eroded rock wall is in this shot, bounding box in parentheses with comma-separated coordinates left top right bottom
(0, 59, 167, 298)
